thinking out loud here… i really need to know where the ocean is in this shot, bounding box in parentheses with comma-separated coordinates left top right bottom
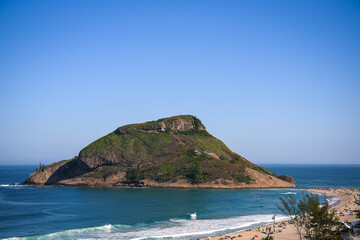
(0, 164, 359, 240)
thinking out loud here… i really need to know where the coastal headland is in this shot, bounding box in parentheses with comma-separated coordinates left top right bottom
(203, 188, 360, 240)
(23, 115, 295, 189)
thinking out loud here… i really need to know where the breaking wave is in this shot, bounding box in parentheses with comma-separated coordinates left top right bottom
(326, 196, 340, 207)
(4, 214, 288, 240)
(0, 183, 21, 187)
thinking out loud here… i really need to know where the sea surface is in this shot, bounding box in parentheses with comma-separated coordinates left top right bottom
(0, 164, 359, 240)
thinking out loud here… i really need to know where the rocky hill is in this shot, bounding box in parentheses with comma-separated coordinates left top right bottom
(23, 115, 295, 188)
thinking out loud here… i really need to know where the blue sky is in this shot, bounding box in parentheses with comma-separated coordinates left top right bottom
(0, 0, 359, 165)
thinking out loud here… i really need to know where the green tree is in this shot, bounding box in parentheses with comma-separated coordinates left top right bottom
(185, 163, 203, 184)
(126, 169, 141, 184)
(299, 193, 339, 240)
(36, 162, 46, 171)
(277, 194, 304, 240)
(277, 192, 340, 240)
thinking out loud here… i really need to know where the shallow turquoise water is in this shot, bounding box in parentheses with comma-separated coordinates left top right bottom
(0, 164, 358, 239)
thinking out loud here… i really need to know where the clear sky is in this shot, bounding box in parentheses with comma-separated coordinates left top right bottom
(0, 0, 359, 165)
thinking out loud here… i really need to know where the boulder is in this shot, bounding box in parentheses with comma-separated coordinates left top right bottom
(277, 175, 296, 185)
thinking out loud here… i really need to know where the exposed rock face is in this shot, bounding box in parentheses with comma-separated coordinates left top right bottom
(23, 159, 85, 185)
(24, 115, 295, 188)
(23, 160, 69, 185)
(277, 175, 296, 185)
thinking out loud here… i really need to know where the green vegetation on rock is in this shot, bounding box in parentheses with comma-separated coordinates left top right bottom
(36, 162, 46, 172)
(77, 115, 278, 185)
(126, 169, 142, 184)
(81, 165, 121, 179)
(252, 166, 277, 177)
(25, 115, 286, 187)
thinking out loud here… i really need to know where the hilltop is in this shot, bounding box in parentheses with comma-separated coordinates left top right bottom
(23, 115, 295, 188)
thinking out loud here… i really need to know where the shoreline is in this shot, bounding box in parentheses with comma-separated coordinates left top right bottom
(21, 183, 296, 189)
(201, 188, 360, 240)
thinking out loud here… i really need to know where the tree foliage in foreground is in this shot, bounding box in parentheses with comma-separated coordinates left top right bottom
(277, 194, 304, 240)
(277, 192, 340, 240)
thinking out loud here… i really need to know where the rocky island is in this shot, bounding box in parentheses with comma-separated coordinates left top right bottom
(23, 115, 295, 188)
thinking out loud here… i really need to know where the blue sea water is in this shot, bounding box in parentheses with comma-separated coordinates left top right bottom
(0, 164, 359, 240)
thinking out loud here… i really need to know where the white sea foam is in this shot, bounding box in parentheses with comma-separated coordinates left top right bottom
(3, 224, 128, 240)
(0, 183, 29, 189)
(4, 214, 288, 240)
(326, 196, 340, 207)
(281, 192, 297, 195)
(311, 192, 340, 207)
(0, 184, 21, 187)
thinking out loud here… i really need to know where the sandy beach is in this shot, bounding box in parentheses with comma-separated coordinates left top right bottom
(201, 188, 360, 240)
